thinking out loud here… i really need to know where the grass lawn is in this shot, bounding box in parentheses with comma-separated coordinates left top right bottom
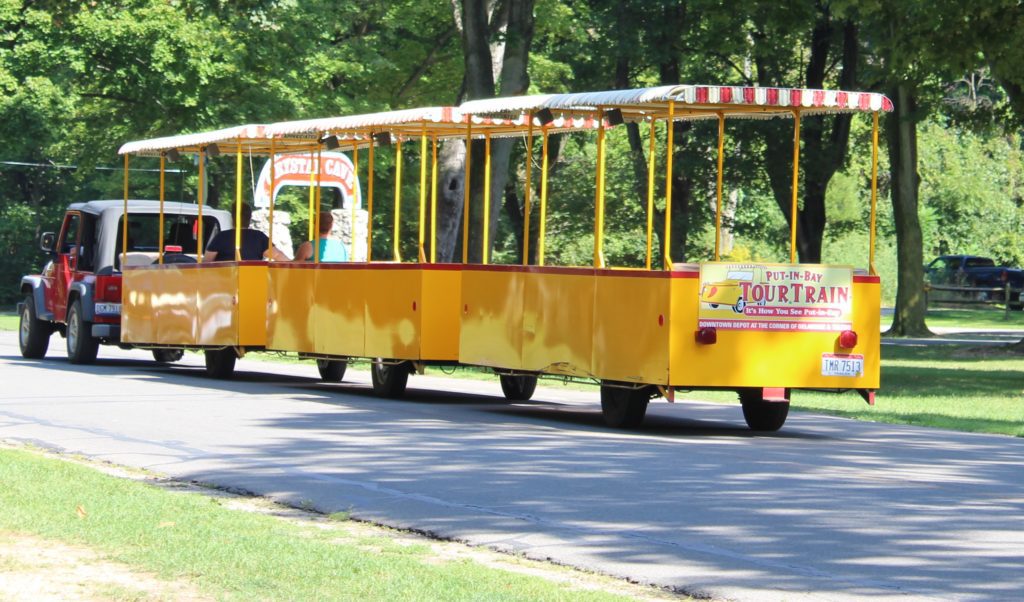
(885, 307, 1024, 330)
(798, 344, 1022, 436)
(0, 310, 16, 331)
(0, 447, 648, 601)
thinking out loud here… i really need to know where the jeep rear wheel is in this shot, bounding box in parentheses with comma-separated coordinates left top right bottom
(66, 300, 99, 364)
(19, 295, 51, 359)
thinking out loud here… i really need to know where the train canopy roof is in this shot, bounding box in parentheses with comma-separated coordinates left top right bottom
(460, 84, 893, 122)
(118, 84, 893, 157)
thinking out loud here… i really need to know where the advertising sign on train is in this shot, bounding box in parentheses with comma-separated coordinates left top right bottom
(253, 151, 362, 209)
(697, 262, 853, 332)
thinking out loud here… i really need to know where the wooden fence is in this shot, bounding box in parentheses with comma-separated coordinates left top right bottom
(924, 282, 1022, 320)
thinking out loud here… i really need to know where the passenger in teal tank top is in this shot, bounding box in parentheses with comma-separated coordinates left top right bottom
(294, 211, 349, 262)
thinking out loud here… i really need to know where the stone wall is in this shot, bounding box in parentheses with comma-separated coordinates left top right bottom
(252, 209, 294, 260)
(251, 208, 368, 261)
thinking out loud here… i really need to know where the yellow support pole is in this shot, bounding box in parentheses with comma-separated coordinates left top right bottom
(418, 126, 427, 263)
(869, 111, 880, 275)
(122, 154, 129, 266)
(645, 119, 656, 270)
(158, 154, 165, 264)
(235, 139, 243, 262)
(523, 112, 534, 265)
(393, 139, 403, 262)
(352, 139, 359, 261)
(430, 135, 439, 263)
(307, 148, 316, 242)
(315, 143, 323, 264)
(462, 122, 472, 264)
(268, 139, 276, 260)
(714, 112, 725, 261)
(663, 101, 675, 270)
(594, 108, 607, 269)
(368, 137, 375, 261)
(483, 133, 492, 265)
(197, 149, 205, 262)
(539, 128, 549, 267)
(790, 109, 801, 264)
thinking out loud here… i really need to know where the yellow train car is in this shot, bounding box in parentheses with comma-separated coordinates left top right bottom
(116, 84, 890, 432)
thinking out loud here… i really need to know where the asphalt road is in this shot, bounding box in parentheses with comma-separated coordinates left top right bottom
(1, 331, 1022, 601)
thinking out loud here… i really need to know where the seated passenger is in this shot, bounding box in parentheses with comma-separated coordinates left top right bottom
(294, 211, 349, 262)
(203, 204, 287, 262)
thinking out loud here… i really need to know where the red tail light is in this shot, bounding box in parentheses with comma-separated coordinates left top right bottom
(95, 274, 122, 302)
(838, 329, 858, 349)
(695, 327, 717, 345)
(165, 245, 183, 253)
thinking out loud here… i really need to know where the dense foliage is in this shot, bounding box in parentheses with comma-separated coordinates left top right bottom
(0, 0, 1021, 310)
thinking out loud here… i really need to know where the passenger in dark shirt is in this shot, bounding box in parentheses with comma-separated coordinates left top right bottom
(203, 204, 287, 262)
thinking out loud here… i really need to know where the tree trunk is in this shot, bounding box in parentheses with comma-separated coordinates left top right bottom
(885, 83, 931, 337)
(441, 0, 533, 264)
(502, 181, 523, 262)
(757, 13, 856, 264)
(435, 138, 466, 262)
(526, 132, 564, 265)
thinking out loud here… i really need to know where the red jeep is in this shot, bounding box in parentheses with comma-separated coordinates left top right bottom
(18, 200, 232, 363)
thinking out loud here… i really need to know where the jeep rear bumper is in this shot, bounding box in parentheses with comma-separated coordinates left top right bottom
(91, 324, 121, 340)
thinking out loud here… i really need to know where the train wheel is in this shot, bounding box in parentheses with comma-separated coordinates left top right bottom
(204, 348, 236, 379)
(317, 359, 347, 382)
(738, 388, 790, 431)
(600, 384, 649, 428)
(371, 359, 409, 398)
(66, 300, 99, 365)
(19, 295, 51, 359)
(152, 349, 184, 363)
(499, 374, 537, 401)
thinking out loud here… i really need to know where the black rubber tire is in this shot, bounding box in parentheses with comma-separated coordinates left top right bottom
(499, 374, 538, 401)
(204, 348, 237, 379)
(738, 388, 790, 432)
(19, 295, 51, 359)
(371, 359, 409, 398)
(66, 300, 99, 365)
(317, 359, 347, 382)
(599, 384, 649, 428)
(152, 349, 184, 363)
(733, 297, 746, 313)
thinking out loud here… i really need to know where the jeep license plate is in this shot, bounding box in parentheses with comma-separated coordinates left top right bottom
(95, 303, 121, 316)
(821, 353, 863, 377)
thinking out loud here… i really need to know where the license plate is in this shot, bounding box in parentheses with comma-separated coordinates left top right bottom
(821, 353, 863, 377)
(95, 303, 121, 316)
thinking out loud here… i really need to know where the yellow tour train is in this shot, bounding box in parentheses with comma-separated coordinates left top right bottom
(114, 84, 889, 431)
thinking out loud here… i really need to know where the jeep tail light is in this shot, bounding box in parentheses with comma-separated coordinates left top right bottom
(95, 274, 122, 302)
(695, 327, 717, 345)
(838, 329, 858, 349)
